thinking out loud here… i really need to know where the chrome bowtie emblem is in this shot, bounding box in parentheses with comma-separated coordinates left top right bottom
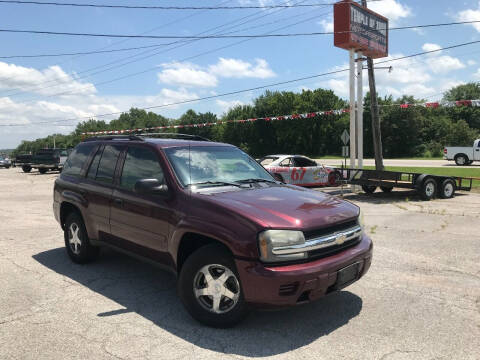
(335, 233, 347, 245)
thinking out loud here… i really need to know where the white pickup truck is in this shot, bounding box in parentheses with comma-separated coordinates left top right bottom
(444, 139, 480, 165)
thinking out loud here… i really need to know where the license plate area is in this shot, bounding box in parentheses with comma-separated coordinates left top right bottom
(334, 262, 361, 290)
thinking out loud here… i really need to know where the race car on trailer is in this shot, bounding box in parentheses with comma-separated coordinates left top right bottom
(259, 155, 342, 187)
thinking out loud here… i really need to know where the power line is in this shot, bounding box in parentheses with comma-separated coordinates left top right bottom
(4, 4, 331, 102)
(2, 39, 479, 127)
(0, 0, 383, 10)
(1, 20, 479, 40)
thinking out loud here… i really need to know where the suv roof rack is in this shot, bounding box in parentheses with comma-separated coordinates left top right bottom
(138, 133, 211, 141)
(83, 135, 145, 142)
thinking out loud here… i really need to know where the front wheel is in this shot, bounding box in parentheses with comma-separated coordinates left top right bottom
(178, 244, 249, 328)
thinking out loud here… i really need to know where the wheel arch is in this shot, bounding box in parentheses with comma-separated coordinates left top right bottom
(60, 201, 83, 231)
(176, 232, 233, 273)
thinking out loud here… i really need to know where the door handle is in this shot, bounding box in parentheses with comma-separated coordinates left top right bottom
(113, 198, 123, 206)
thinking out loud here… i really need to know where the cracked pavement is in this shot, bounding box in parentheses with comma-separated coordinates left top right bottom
(1, 169, 479, 359)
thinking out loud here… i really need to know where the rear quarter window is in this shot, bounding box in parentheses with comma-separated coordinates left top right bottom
(62, 143, 96, 177)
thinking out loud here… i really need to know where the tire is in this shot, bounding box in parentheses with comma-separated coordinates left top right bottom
(5, 166, 10, 169)
(454, 154, 469, 166)
(64, 212, 99, 264)
(273, 173, 284, 182)
(420, 178, 437, 201)
(178, 244, 249, 328)
(467, 160, 474, 165)
(362, 185, 377, 194)
(22, 165, 31, 173)
(328, 171, 342, 186)
(439, 178, 456, 199)
(38, 168, 48, 174)
(380, 186, 393, 193)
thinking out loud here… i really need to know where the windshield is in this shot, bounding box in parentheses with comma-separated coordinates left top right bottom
(164, 146, 274, 187)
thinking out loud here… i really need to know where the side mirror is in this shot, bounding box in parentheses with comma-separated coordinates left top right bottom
(134, 178, 169, 196)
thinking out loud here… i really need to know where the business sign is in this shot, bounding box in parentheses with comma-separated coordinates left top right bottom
(333, 0, 388, 59)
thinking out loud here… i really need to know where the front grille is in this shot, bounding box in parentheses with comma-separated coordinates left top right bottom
(303, 219, 359, 240)
(308, 236, 361, 260)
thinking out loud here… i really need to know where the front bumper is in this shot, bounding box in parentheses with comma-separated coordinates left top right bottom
(235, 233, 373, 307)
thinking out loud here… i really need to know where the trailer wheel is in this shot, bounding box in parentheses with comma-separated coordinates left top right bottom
(439, 179, 456, 199)
(22, 165, 31, 173)
(454, 154, 469, 166)
(38, 168, 48, 174)
(380, 186, 393, 193)
(362, 185, 377, 194)
(420, 178, 437, 201)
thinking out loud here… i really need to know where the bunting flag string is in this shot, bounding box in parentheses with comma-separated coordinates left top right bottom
(82, 99, 480, 136)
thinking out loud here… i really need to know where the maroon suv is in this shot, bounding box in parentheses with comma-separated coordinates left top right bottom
(53, 134, 372, 327)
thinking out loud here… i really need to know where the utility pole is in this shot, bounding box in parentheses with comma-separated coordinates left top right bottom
(361, 0, 384, 170)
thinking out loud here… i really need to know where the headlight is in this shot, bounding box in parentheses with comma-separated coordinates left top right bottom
(258, 230, 306, 262)
(358, 209, 365, 230)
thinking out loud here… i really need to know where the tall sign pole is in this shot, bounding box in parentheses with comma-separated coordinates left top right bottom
(356, 51, 364, 169)
(349, 49, 356, 171)
(361, 0, 384, 171)
(334, 0, 388, 174)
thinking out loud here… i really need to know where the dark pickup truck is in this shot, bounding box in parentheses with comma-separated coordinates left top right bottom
(18, 149, 69, 173)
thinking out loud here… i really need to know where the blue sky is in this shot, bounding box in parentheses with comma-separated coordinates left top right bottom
(0, 0, 479, 148)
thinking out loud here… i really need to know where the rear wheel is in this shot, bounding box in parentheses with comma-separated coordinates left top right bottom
(454, 154, 469, 166)
(420, 178, 437, 201)
(38, 168, 48, 174)
(362, 185, 377, 194)
(22, 165, 31, 173)
(64, 212, 99, 264)
(380, 186, 393, 193)
(178, 244, 249, 328)
(328, 171, 342, 186)
(439, 179, 456, 199)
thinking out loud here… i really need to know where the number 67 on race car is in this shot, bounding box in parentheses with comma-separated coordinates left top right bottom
(258, 155, 343, 187)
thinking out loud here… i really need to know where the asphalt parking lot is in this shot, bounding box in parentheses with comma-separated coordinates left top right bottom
(1, 168, 479, 360)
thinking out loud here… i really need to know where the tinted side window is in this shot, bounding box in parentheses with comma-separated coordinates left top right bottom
(96, 145, 122, 183)
(87, 146, 102, 179)
(120, 147, 164, 191)
(62, 143, 96, 177)
(279, 158, 292, 167)
(294, 157, 317, 167)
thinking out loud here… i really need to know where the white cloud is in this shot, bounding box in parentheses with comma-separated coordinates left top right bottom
(318, 19, 333, 32)
(216, 99, 245, 113)
(427, 55, 465, 74)
(316, 44, 467, 101)
(422, 43, 442, 54)
(474, 68, 480, 79)
(367, 0, 411, 25)
(0, 62, 96, 96)
(467, 60, 477, 66)
(209, 58, 276, 79)
(157, 62, 218, 88)
(456, 4, 480, 32)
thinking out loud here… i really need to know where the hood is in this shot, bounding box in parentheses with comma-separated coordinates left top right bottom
(194, 184, 359, 230)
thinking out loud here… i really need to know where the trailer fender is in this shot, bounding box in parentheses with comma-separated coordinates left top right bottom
(414, 174, 431, 190)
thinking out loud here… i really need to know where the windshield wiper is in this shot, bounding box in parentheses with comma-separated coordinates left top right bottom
(189, 181, 244, 188)
(236, 178, 277, 184)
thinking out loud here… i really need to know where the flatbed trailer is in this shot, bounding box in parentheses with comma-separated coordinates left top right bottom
(338, 168, 475, 200)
